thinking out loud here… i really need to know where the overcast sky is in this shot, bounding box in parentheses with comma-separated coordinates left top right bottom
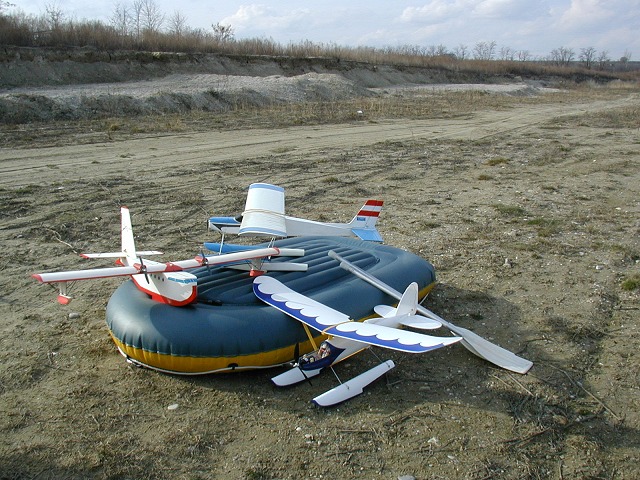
(11, 1, 639, 59)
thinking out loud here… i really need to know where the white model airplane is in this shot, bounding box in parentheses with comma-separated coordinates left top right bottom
(207, 183, 384, 245)
(33, 207, 280, 306)
(328, 250, 534, 375)
(253, 276, 462, 406)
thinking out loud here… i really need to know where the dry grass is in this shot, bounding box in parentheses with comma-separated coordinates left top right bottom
(621, 273, 640, 291)
(2, 11, 638, 81)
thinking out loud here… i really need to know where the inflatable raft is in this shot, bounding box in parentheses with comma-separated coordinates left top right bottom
(106, 236, 437, 374)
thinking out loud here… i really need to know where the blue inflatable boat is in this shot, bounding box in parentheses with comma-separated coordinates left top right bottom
(106, 236, 436, 374)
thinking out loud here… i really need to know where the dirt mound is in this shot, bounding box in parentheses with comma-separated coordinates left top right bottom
(0, 71, 375, 123)
(0, 46, 524, 123)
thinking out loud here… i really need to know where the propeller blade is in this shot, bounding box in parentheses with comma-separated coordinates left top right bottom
(137, 256, 149, 282)
(197, 250, 212, 274)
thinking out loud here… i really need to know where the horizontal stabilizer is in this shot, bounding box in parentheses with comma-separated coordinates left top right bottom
(373, 305, 396, 318)
(208, 216, 241, 231)
(351, 228, 383, 243)
(374, 305, 442, 330)
(398, 315, 442, 330)
(312, 360, 395, 407)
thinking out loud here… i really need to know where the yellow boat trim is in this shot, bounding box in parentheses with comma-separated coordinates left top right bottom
(109, 281, 437, 374)
(110, 333, 327, 374)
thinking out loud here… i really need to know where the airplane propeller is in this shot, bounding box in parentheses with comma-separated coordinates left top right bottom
(196, 250, 212, 274)
(137, 256, 149, 282)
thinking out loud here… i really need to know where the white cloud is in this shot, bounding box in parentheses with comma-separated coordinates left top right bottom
(473, 0, 534, 19)
(221, 4, 312, 32)
(399, 1, 468, 24)
(558, 0, 614, 28)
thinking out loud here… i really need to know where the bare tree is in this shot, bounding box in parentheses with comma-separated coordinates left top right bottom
(212, 22, 234, 42)
(473, 40, 496, 60)
(596, 50, 610, 70)
(579, 46, 597, 69)
(140, 0, 164, 33)
(453, 44, 468, 60)
(424, 45, 437, 56)
(550, 46, 575, 66)
(168, 10, 187, 36)
(0, 1, 15, 14)
(110, 2, 130, 37)
(424, 44, 448, 57)
(434, 44, 448, 56)
(398, 44, 421, 56)
(517, 50, 532, 62)
(44, 1, 64, 29)
(499, 46, 515, 61)
(131, 0, 143, 39)
(620, 49, 632, 63)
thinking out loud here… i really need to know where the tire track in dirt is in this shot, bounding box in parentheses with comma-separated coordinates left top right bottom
(0, 96, 635, 187)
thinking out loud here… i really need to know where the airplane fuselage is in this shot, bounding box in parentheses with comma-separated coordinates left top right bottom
(210, 215, 365, 237)
(130, 269, 198, 307)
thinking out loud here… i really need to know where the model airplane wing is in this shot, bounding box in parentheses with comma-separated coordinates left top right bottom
(253, 276, 460, 353)
(239, 183, 287, 237)
(204, 242, 304, 257)
(33, 247, 280, 284)
(33, 266, 142, 283)
(166, 247, 281, 270)
(81, 251, 162, 259)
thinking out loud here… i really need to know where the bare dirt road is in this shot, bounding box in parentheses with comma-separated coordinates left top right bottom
(0, 96, 631, 188)
(1, 88, 639, 479)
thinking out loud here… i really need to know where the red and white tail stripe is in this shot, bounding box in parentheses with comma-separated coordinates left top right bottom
(357, 200, 383, 218)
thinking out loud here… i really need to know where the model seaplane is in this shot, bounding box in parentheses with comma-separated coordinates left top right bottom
(33, 206, 285, 306)
(253, 275, 462, 406)
(205, 183, 383, 267)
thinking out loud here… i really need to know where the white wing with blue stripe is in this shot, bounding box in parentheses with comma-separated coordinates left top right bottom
(253, 276, 461, 353)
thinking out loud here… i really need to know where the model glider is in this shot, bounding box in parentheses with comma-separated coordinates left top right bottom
(33, 207, 280, 306)
(253, 276, 461, 406)
(208, 183, 383, 242)
(328, 250, 534, 374)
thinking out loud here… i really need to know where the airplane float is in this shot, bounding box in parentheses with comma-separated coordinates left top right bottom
(253, 275, 462, 406)
(206, 183, 384, 258)
(32, 206, 285, 306)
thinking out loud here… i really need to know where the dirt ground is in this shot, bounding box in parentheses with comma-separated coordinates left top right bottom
(1, 83, 639, 479)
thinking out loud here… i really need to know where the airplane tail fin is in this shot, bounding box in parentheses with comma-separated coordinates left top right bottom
(80, 207, 162, 263)
(370, 282, 421, 327)
(349, 200, 383, 242)
(395, 282, 419, 317)
(120, 206, 137, 262)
